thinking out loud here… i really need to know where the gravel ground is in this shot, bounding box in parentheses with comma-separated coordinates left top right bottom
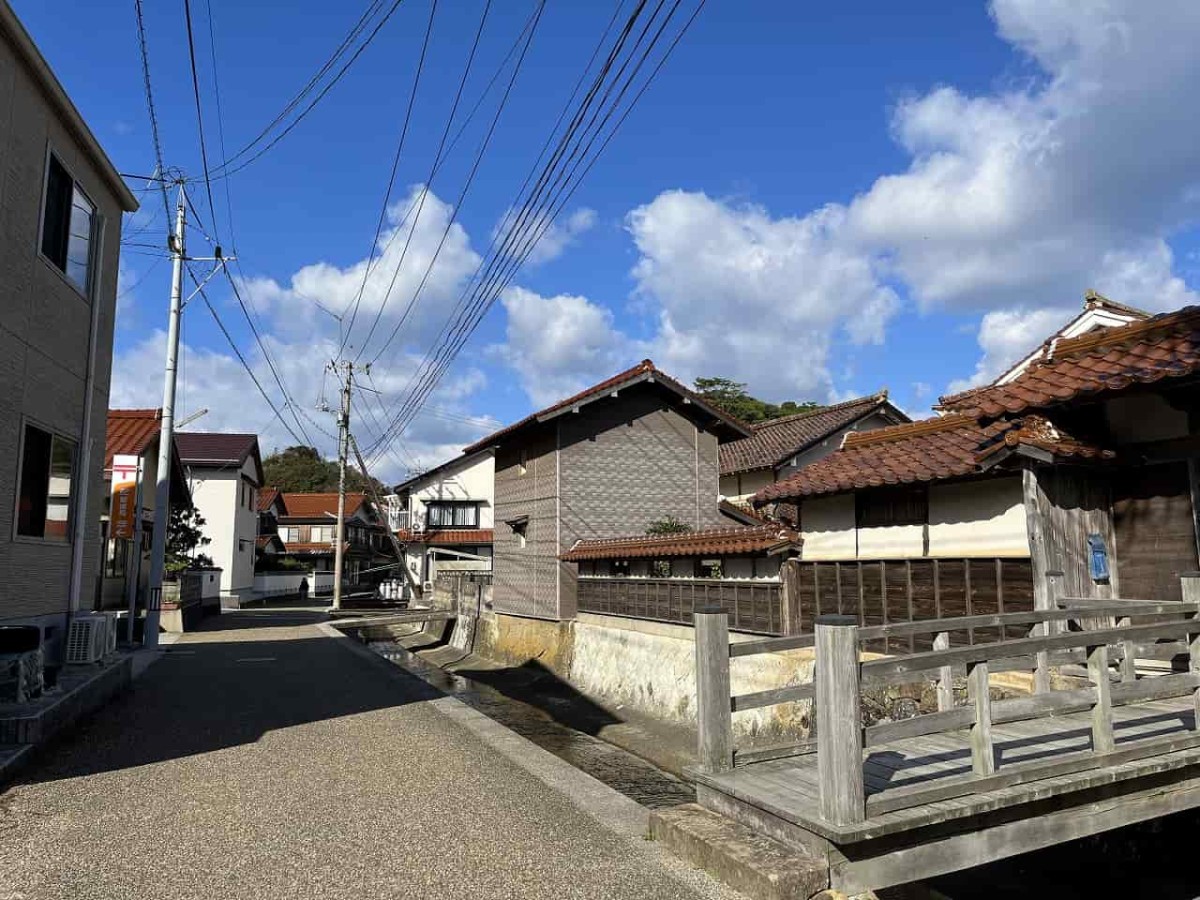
(0, 608, 738, 900)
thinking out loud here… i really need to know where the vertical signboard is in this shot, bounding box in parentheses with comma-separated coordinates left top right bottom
(110, 454, 140, 540)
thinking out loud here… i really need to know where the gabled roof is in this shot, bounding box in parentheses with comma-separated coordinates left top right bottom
(560, 523, 800, 562)
(279, 492, 367, 521)
(941, 305, 1200, 420)
(462, 359, 752, 454)
(257, 487, 281, 513)
(753, 414, 1113, 503)
(392, 448, 493, 494)
(105, 409, 162, 471)
(719, 391, 907, 476)
(175, 431, 260, 464)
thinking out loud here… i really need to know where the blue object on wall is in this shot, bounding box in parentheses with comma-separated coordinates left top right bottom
(1087, 533, 1110, 582)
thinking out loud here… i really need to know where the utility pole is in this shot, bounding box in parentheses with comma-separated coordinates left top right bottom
(144, 182, 187, 649)
(331, 360, 354, 612)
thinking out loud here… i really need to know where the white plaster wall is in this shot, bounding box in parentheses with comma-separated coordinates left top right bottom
(858, 522, 925, 558)
(928, 477, 1028, 557)
(186, 456, 258, 594)
(800, 495, 857, 559)
(408, 452, 495, 530)
(719, 468, 773, 502)
(569, 614, 814, 740)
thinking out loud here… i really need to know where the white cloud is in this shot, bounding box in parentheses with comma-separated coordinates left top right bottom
(109, 185, 496, 483)
(627, 190, 898, 403)
(493, 206, 597, 267)
(495, 286, 630, 407)
(945, 306, 1066, 395)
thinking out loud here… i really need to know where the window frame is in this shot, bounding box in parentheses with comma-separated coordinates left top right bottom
(13, 417, 78, 544)
(426, 500, 481, 529)
(37, 147, 98, 298)
(855, 483, 929, 530)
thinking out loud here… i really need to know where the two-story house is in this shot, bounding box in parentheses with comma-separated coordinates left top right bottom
(0, 2, 139, 663)
(391, 449, 494, 587)
(175, 432, 264, 603)
(462, 359, 752, 623)
(275, 492, 389, 584)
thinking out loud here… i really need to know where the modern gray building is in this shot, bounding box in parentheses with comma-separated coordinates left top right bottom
(464, 360, 752, 621)
(0, 1, 138, 661)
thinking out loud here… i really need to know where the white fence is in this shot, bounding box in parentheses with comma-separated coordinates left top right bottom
(252, 570, 335, 599)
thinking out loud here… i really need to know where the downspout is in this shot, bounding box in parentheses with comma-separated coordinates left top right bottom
(67, 216, 107, 615)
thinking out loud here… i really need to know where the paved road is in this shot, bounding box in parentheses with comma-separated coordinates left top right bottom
(0, 608, 735, 900)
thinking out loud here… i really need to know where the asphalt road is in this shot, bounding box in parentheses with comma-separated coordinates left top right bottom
(0, 608, 736, 900)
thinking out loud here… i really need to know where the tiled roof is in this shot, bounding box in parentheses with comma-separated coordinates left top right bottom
(719, 391, 903, 475)
(279, 493, 366, 520)
(257, 487, 280, 513)
(256, 534, 285, 552)
(754, 414, 1114, 502)
(175, 432, 258, 466)
(396, 528, 494, 545)
(940, 305, 1200, 419)
(105, 409, 161, 471)
(463, 359, 752, 454)
(560, 524, 800, 561)
(282, 541, 347, 555)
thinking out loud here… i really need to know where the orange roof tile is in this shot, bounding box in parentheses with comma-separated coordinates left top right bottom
(279, 492, 366, 520)
(941, 305, 1200, 419)
(104, 409, 161, 471)
(560, 524, 800, 561)
(396, 528, 493, 545)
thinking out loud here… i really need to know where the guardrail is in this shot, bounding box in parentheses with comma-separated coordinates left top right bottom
(695, 574, 1200, 825)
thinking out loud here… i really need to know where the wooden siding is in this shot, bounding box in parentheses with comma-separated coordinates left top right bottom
(1113, 462, 1199, 602)
(576, 577, 782, 634)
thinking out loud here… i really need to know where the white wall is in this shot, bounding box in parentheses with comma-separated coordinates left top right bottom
(186, 456, 258, 595)
(798, 476, 1030, 560)
(406, 452, 495, 530)
(800, 495, 857, 559)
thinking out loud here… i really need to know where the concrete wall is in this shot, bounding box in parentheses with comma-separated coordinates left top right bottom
(186, 455, 258, 595)
(492, 428, 560, 619)
(0, 23, 126, 635)
(800, 476, 1030, 561)
(474, 610, 814, 741)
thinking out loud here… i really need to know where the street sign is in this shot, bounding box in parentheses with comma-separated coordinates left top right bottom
(110, 454, 140, 540)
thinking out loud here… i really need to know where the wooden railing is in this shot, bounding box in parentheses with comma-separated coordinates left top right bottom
(577, 576, 784, 635)
(695, 574, 1200, 825)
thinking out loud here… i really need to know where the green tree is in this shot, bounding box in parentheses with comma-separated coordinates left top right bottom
(166, 505, 213, 575)
(263, 445, 386, 494)
(646, 515, 693, 536)
(693, 376, 820, 424)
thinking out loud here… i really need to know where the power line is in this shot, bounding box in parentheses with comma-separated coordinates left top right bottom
(368, 0, 706, 464)
(181, 0, 221, 239)
(132, 0, 171, 223)
(211, 0, 408, 180)
(336, 0, 440, 359)
(361, 0, 539, 367)
(186, 265, 309, 446)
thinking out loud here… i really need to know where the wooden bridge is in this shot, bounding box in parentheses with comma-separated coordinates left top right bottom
(692, 573, 1200, 895)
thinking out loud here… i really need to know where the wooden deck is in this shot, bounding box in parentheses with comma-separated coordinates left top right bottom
(688, 574, 1200, 895)
(697, 694, 1200, 845)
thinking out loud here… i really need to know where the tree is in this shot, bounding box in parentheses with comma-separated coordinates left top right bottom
(263, 445, 386, 494)
(693, 376, 820, 424)
(166, 505, 212, 575)
(646, 515, 693, 536)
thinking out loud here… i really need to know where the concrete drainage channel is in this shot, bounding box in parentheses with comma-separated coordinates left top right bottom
(362, 635, 696, 809)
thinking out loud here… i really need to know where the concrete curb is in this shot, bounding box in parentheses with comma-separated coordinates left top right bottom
(317, 621, 650, 838)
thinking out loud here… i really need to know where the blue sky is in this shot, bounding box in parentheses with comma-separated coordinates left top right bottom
(14, 0, 1200, 480)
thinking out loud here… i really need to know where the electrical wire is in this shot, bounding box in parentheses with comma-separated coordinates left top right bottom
(132, 0, 172, 223)
(182, 0, 221, 240)
(336, 0, 440, 359)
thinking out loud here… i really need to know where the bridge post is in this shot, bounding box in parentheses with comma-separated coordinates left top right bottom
(1183, 575, 1200, 729)
(695, 605, 733, 773)
(967, 661, 996, 775)
(816, 614, 864, 825)
(1087, 644, 1115, 752)
(933, 631, 954, 711)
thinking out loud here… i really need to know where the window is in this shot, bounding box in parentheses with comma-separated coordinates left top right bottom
(41, 154, 95, 291)
(610, 559, 630, 577)
(17, 423, 76, 541)
(696, 558, 723, 579)
(105, 538, 128, 578)
(855, 484, 928, 529)
(311, 525, 334, 543)
(427, 501, 480, 529)
(508, 517, 528, 549)
(279, 526, 299, 543)
(651, 559, 672, 578)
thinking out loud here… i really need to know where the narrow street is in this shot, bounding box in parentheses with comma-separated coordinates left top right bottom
(0, 608, 736, 900)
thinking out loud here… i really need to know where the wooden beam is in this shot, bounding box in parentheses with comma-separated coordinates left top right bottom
(731, 681, 814, 712)
(967, 661, 995, 775)
(1087, 644, 1115, 753)
(933, 631, 953, 712)
(695, 607, 733, 773)
(816, 614, 865, 826)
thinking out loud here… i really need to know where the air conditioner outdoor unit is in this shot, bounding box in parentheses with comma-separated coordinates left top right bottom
(66, 615, 108, 665)
(98, 612, 119, 656)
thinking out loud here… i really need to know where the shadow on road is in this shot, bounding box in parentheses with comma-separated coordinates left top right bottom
(14, 608, 444, 787)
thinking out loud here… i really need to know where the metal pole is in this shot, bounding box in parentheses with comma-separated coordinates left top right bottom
(124, 457, 145, 644)
(331, 361, 352, 611)
(144, 183, 187, 648)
